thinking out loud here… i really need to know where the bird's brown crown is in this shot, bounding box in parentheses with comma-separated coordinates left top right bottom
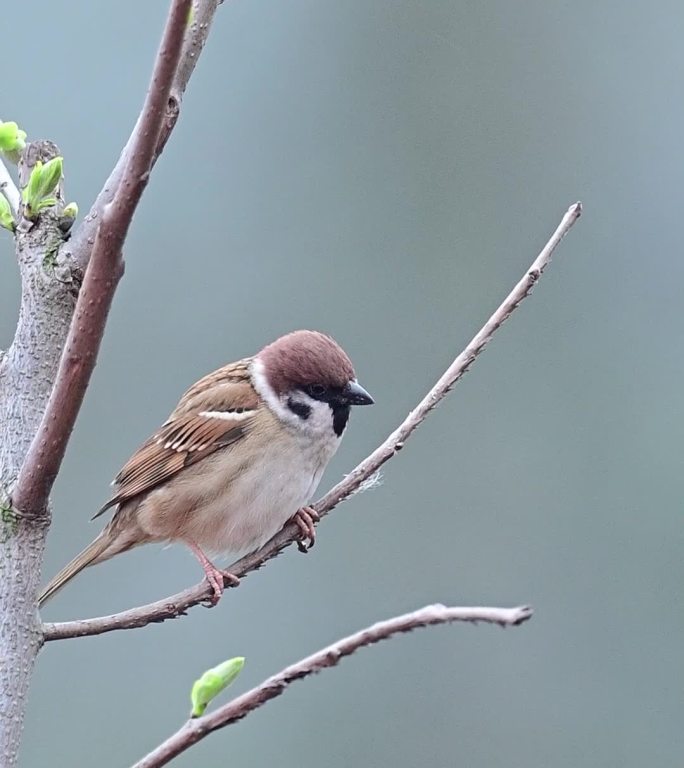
(258, 330, 356, 396)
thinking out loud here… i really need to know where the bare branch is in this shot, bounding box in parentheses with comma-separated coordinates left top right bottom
(0, 157, 20, 215)
(42, 203, 581, 642)
(131, 604, 533, 768)
(12, 0, 193, 517)
(66, 0, 222, 271)
(42, 586, 218, 641)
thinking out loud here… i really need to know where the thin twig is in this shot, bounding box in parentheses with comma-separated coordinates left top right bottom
(66, 0, 222, 270)
(0, 157, 20, 215)
(42, 202, 581, 642)
(131, 604, 533, 768)
(12, 0, 193, 517)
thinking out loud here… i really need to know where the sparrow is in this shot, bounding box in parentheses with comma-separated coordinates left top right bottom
(38, 330, 373, 606)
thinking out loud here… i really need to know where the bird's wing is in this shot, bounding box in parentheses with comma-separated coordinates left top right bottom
(93, 359, 260, 518)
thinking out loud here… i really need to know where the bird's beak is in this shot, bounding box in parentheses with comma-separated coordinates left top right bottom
(343, 380, 374, 406)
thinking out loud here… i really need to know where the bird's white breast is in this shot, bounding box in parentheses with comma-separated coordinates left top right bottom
(197, 418, 338, 555)
(137, 403, 340, 557)
(137, 359, 343, 557)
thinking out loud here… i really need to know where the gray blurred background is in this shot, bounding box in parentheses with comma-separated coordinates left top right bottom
(2, 1, 682, 766)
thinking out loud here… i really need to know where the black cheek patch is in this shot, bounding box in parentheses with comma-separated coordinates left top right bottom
(331, 405, 350, 437)
(287, 398, 311, 421)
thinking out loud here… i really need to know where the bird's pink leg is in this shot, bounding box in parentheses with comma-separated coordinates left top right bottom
(187, 541, 240, 603)
(291, 506, 321, 553)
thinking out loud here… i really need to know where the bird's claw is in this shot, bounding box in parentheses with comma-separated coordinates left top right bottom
(188, 541, 240, 604)
(292, 506, 320, 553)
(203, 568, 240, 604)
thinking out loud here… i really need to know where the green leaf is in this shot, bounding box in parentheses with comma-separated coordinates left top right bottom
(36, 156, 63, 199)
(190, 656, 245, 718)
(0, 121, 27, 154)
(0, 195, 14, 233)
(24, 156, 63, 217)
(34, 197, 57, 213)
(25, 160, 43, 205)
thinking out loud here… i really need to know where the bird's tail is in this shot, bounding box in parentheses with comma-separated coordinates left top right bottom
(38, 526, 138, 607)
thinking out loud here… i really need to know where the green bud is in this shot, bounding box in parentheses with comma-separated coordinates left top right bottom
(36, 156, 63, 199)
(187, 3, 194, 26)
(57, 202, 78, 233)
(24, 156, 63, 217)
(62, 201, 78, 219)
(0, 121, 27, 154)
(0, 195, 15, 233)
(190, 656, 245, 718)
(24, 160, 43, 210)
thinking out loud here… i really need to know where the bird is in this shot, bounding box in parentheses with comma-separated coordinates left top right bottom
(38, 330, 374, 606)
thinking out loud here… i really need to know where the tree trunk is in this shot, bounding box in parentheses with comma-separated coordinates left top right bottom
(0, 141, 79, 765)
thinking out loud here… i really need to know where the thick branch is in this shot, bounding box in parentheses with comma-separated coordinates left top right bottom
(0, 141, 72, 767)
(42, 203, 581, 642)
(132, 604, 533, 768)
(12, 0, 192, 516)
(66, 0, 221, 271)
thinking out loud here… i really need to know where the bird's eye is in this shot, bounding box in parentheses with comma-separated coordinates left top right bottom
(306, 383, 327, 399)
